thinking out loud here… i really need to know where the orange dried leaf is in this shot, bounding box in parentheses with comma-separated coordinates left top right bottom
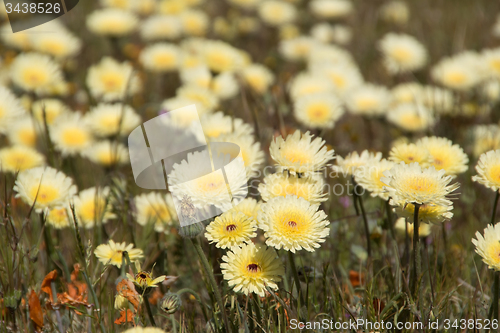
(41, 270, 58, 302)
(117, 279, 141, 310)
(348, 270, 364, 288)
(70, 264, 81, 282)
(115, 309, 135, 325)
(148, 289, 162, 306)
(29, 290, 43, 329)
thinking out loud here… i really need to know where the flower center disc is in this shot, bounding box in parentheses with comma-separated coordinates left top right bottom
(226, 224, 237, 231)
(246, 263, 260, 273)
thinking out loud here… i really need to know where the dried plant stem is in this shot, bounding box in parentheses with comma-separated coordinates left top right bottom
(190, 237, 229, 332)
(287, 251, 305, 306)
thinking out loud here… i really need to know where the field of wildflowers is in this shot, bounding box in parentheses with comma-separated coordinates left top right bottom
(2, 0, 500, 332)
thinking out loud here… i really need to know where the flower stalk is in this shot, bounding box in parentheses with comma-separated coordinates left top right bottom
(287, 251, 305, 306)
(190, 237, 229, 332)
(410, 203, 421, 299)
(490, 190, 500, 320)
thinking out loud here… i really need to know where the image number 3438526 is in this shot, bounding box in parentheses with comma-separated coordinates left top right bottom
(3, 0, 79, 32)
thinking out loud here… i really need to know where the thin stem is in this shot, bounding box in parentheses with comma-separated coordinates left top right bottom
(490, 190, 500, 226)
(171, 314, 177, 333)
(287, 251, 305, 306)
(490, 191, 500, 320)
(411, 204, 421, 300)
(177, 288, 209, 323)
(489, 272, 499, 320)
(190, 238, 229, 332)
(385, 200, 396, 241)
(357, 193, 372, 259)
(144, 298, 157, 327)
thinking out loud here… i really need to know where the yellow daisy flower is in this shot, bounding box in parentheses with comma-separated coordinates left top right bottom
(72, 187, 116, 228)
(472, 223, 500, 271)
(258, 173, 327, 204)
(84, 103, 141, 137)
(417, 136, 469, 176)
(294, 93, 344, 129)
(381, 162, 459, 207)
(13, 166, 77, 213)
(215, 132, 264, 179)
(180, 10, 209, 37)
(86, 8, 138, 36)
(95, 240, 143, 268)
(386, 103, 435, 132)
(257, 195, 330, 253)
(0, 87, 26, 134)
(472, 149, 500, 191)
(472, 125, 500, 158)
(201, 40, 244, 73)
(134, 192, 176, 232)
(0, 145, 45, 173)
(332, 150, 382, 177)
(270, 130, 335, 176)
(167, 149, 248, 210)
(31, 27, 81, 59)
(231, 198, 261, 222)
(7, 118, 39, 147)
(258, 0, 297, 27)
(393, 202, 453, 224)
(31, 99, 69, 125)
(378, 32, 427, 74)
(86, 57, 141, 102)
(198, 111, 253, 141)
(354, 158, 395, 200)
(205, 211, 257, 249)
(45, 206, 72, 229)
(389, 142, 431, 167)
(139, 43, 181, 73)
(241, 64, 275, 94)
(49, 113, 93, 156)
(394, 217, 432, 237)
(9, 53, 63, 92)
(82, 140, 129, 166)
(221, 242, 285, 297)
(127, 262, 167, 295)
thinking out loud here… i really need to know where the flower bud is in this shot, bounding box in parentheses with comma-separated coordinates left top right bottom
(160, 292, 182, 314)
(179, 222, 205, 239)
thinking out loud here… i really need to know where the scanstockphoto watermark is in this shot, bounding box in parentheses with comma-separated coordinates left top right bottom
(289, 318, 499, 331)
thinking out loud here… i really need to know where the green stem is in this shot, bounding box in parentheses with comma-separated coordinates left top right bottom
(489, 191, 500, 320)
(144, 297, 157, 327)
(357, 193, 372, 259)
(489, 272, 499, 320)
(177, 288, 209, 323)
(82, 270, 107, 333)
(171, 314, 177, 333)
(490, 190, 500, 226)
(287, 251, 305, 306)
(411, 204, 421, 300)
(190, 238, 229, 332)
(385, 200, 396, 241)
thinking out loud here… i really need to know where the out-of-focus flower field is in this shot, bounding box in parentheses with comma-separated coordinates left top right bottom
(2, 0, 500, 332)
